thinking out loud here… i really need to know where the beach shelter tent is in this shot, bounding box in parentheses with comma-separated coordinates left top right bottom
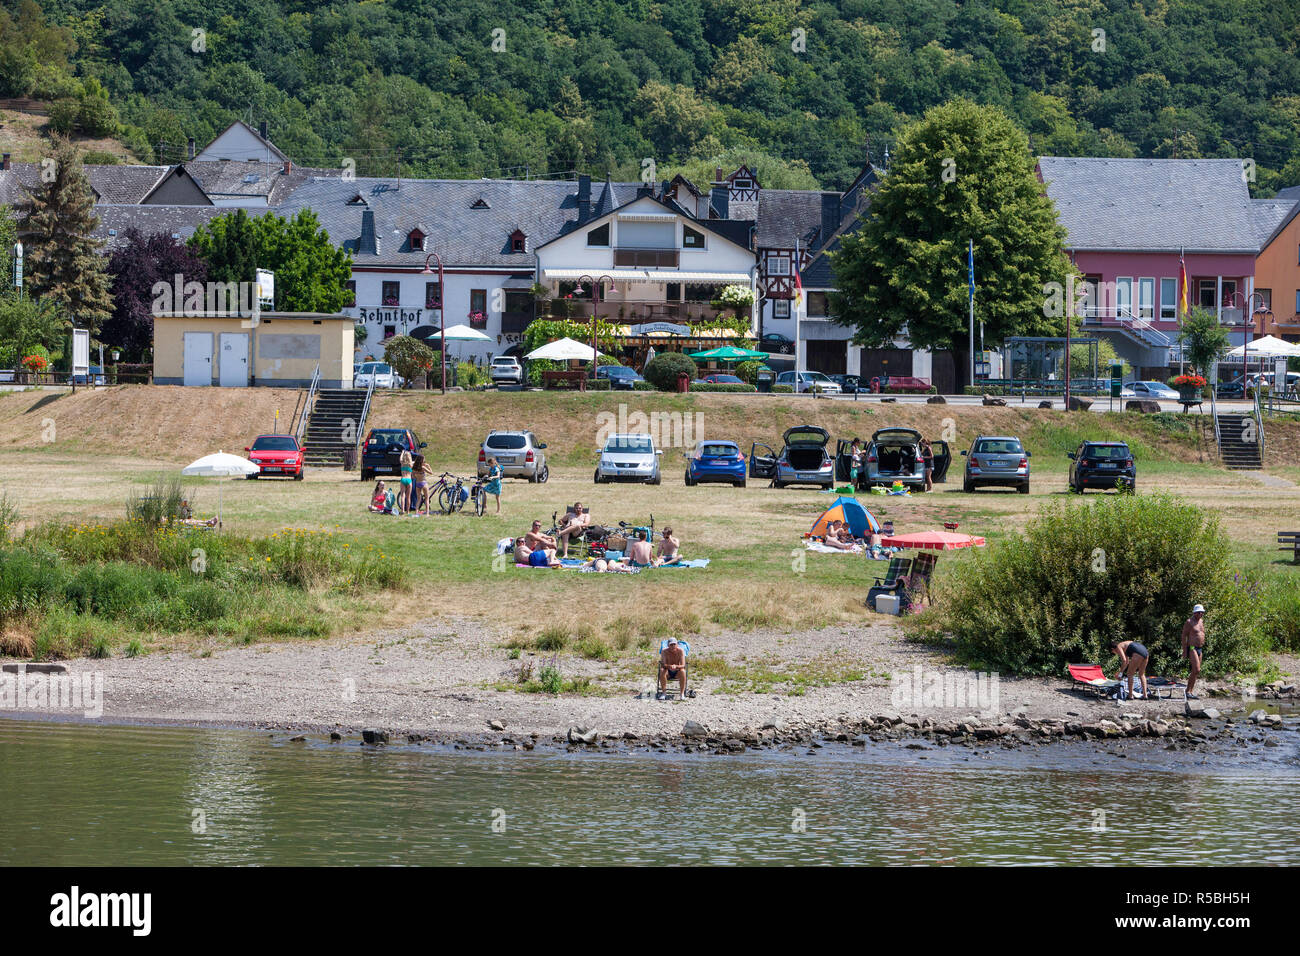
(809, 496, 881, 538)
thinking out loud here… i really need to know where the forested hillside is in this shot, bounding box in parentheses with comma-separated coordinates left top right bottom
(2, 0, 1298, 192)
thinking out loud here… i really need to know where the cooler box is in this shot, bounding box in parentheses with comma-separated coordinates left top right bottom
(874, 594, 901, 615)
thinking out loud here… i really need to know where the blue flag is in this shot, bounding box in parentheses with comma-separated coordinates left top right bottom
(967, 241, 975, 301)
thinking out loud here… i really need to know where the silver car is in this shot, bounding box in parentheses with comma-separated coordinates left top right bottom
(749, 425, 834, 489)
(961, 435, 1030, 494)
(862, 426, 925, 488)
(479, 430, 548, 482)
(594, 433, 662, 484)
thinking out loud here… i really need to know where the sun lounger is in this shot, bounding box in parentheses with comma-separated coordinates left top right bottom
(1068, 664, 1121, 697)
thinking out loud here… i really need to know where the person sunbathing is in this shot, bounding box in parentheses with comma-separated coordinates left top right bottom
(582, 556, 636, 573)
(368, 481, 389, 513)
(655, 526, 681, 566)
(821, 520, 857, 550)
(555, 502, 590, 557)
(512, 537, 532, 565)
(624, 530, 654, 567)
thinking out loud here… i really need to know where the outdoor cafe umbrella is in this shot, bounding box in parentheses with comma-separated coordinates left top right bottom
(524, 337, 607, 362)
(1223, 335, 1300, 360)
(437, 322, 494, 371)
(688, 345, 771, 361)
(878, 531, 987, 550)
(181, 451, 259, 528)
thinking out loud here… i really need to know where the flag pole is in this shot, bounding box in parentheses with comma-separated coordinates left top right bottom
(968, 240, 975, 387)
(794, 238, 803, 385)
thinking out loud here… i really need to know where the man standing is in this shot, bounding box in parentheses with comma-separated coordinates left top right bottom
(1182, 604, 1207, 699)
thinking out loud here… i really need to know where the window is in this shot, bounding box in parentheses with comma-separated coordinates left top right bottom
(383, 325, 396, 339)
(468, 297, 488, 328)
(425, 281, 441, 310)
(767, 255, 790, 276)
(1081, 275, 1101, 317)
(510, 233, 525, 253)
(684, 283, 721, 303)
(666, 283, 681, 301)
(1198, 280, 1217, 308)
(1115, 277, 1133, 318)
(408, 231, 425, 252)
(683, 225, 705, 248)
(807, 292, 829, 316)
(382, 281, 400, 307)
(345, 281, 356, 308)
(1256, 289, 1271, 311)
(586, 224, 610, 246)
(1221, 280, 1237, 305)
(733, 179, 752, 190)
(1138, 278, 1155, 320)
(1160, 278, 1176, 320)
(1295, 289, 1300, 314)
(773, 300, 791, 319)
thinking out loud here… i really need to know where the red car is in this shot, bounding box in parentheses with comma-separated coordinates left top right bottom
(244, 434, 305, 480)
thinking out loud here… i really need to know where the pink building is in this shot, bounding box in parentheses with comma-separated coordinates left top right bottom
(1038, 157, 1282, 376)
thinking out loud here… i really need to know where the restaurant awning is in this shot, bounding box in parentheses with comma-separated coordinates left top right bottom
(541, 269, 752, 284)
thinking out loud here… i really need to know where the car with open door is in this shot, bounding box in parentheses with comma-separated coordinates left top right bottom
(838, 433, 950, 488)
(749, 425, 834, 489)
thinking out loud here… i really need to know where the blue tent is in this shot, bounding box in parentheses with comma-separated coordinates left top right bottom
(809, 496, 881, 538)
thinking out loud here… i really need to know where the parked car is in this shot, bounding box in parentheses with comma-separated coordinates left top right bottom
(829, 374, 868, 394)
(684, 440, 746, 487)
(355, 362, 399, 389)
(489, 355, 524, 386)
(696, 373, 745, 385)
(478, 430, 548, 482)
(595, 433, 662, 484)
(1216, 379, 1245, 399)
(1120, 381, 1179, 400)
(244, 434, 306, 480)
(860, 427, 952, 489)
(70, 365, 107, 386)
(360, 428, 426, 481)
(960, 435, 1030, 494)
(775, 370, 842, 394)
(1067, 440, 1135, 493)
(835, 435, 950, 488)
(749, 425, 834, 489)
(596, 365, 645, 390)
(760, 332, 794, 354)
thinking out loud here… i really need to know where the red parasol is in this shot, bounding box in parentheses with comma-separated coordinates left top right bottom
(879, 531, 986, 551)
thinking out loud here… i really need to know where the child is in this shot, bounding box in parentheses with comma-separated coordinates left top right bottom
(850, 439, 862, 487)
(398, 450, 414, 513)
(368, 480, 388, 513)
(484, 457, 503, 514)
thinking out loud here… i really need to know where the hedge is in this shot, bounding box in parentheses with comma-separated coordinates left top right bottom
(688, 382, 758, 393)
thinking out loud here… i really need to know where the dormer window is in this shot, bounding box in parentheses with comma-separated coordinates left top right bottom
(346, 193, 367, 205)
(509, 229, 527, 253)
(408, 229, 426, 252)
(471, 197, 490, 209)
(733, 179, 752, 190)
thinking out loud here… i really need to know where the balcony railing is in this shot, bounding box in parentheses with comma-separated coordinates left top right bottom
(613, 247, 679, 268)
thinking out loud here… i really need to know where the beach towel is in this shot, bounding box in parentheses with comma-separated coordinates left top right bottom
(658, 558, 709, 568)
(804, 540, 863, 554)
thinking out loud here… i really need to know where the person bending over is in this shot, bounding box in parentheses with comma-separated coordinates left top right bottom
(1111, 639, 1150, 700)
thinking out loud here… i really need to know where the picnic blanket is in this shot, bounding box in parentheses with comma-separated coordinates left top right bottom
(515, 557, 708, 570)
(805, 540, 863, 554)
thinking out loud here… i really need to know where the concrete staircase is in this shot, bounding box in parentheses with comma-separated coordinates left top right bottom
(302, 389, 368, 467)
(1214, 411, 1263, 470)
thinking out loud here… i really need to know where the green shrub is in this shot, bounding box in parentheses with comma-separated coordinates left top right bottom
(643, 352, 697, 390)
(1260, 580, 1300, 653)
(632, 381, 655, 391)
(943, 495, 1265, 676)
(126, 476, 189, 528)
(772, 384, 794, 393)
(538, 663, 563, 694)
(733, 360, 761, 384)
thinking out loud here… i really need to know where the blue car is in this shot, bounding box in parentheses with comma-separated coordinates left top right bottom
(596, 365, 644, 390)
(684, 440, 747, 487)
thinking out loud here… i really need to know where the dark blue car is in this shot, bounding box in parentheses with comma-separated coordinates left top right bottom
(596, 365, 644, 390)
(684, 440, 747, 487)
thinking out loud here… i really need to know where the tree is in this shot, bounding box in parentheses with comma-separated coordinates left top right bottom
(0, 293, 66, 366)
(644, 351, 696, 390)
(189, 209, 352, 313)
(1178, 307, 1231, 377)
(382, 335, 436, 388)
(22, 138, 114, 333)
(831, 100, 1071, 358)
(0, 204, 16, 285)
(104, 230, 209, 360)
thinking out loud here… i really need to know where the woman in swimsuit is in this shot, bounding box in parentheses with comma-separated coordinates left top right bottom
(412, 454, 430, 514)
(1111, 639, 1151, 700)
(398, 450, 414, 513)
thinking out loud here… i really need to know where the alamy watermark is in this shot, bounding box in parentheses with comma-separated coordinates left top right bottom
(151, 274, 265, 326)
(1, 666, 103, 718)
(890, 665, 999, 716)
(595, 402, 704, 450)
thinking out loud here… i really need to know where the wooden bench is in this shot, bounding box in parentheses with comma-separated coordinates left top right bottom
(541, 370, 586, 391)
(1280, 531, 1300, 563)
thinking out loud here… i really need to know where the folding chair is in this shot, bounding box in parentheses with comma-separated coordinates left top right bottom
(654, 639, 694, 700)
(872, 556, 912, 589)
(908, 553, 938, 605)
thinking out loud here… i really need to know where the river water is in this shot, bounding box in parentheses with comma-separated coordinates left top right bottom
(2, 718, 1297, 866)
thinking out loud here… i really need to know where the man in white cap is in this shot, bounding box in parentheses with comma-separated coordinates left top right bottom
(1181, 604, 1207, 699)
(657, 638, 687, 700)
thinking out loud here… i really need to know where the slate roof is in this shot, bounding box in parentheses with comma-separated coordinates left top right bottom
(0, 162, 170, 207)
(1251, 198, 1297, 248)
(1038, 157, 1261, 253)
(757, 189, 836, 248)
(1275, 184, 1300, 202)
(89, 205, 267, 252)
(184, 161, 343, 205)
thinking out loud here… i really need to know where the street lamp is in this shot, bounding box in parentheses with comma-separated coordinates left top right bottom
(421, 252, 446, 395)
(1224, 291, 1272, 390)
(575, 274, 617, 376)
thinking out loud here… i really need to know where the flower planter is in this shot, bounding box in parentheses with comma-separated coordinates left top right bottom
(1178, 386, 1199, 403)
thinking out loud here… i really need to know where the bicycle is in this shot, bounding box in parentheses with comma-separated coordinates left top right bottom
(467, 475, 488, 516)
(424, 472, 457, 514)
(438, 475, 469, 514)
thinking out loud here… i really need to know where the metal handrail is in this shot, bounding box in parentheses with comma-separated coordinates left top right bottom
(1210, 384, 1221, 456)
(295, 364, 321, 444)
(1254, 388, 1265, 458)
(355, 377, 376, 453)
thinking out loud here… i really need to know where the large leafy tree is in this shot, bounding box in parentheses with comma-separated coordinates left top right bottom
(1178, 307, 1231, 377)
(832, 99, 1072, 356)
(104, 230, 209, 360)
(22, 138, 114, 333)
(189, 209, 352, 313)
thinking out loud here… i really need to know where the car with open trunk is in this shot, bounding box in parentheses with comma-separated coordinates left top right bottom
(749, 425, 834, 488)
